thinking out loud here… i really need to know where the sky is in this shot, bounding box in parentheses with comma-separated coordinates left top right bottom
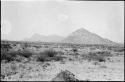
(1, 0, 124, 43)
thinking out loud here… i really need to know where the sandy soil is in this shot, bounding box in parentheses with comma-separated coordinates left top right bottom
(1, 55, 124, 81)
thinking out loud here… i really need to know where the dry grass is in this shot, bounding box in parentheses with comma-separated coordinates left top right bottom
(1, 62, 18, 78)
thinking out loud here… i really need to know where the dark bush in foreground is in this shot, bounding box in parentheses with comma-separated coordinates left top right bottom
(1, 50, 33, 62)
(36, 54, 46, 62)
(7, 50, 33, 58)
(85, 54, 105, 62)
(83, 51, 111, 62)
(57, 51, 64, 55)
(1, 43, 12, 51)
(41, 49, 57, 57)
(51, 56, 64, 61)
(72, 48, 78, 53)
(114, 48, 124, 52)
(17, 50, 33, 58)
(36, 49, 63, 62)
(96, 51, 111, 57)
(1, 50, 15, 62)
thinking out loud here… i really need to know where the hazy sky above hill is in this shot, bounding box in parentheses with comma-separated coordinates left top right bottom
(1, 0, 124, 43)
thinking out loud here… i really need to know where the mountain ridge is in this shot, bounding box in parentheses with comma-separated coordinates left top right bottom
(24, 33, 64, 42)
(23, 28, 120, 46)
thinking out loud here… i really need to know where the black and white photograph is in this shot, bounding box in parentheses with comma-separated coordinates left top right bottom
(1, 0, 124, 81)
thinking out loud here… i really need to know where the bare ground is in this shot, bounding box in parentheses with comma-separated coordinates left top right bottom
(1, 55, 124, 81)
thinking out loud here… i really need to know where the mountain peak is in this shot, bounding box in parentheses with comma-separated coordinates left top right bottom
(62, 27, 116, 45)
(76, 28, 91, 33)
(70, 28, 92, 37)
(76, 28, 89, 32)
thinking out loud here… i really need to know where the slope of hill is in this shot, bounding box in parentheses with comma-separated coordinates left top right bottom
(61, 28, 117, 45)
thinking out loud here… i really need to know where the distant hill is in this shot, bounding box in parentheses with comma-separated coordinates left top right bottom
(23, 28, 122, 46)
(61, 28, 118, 45)
(24, 33, 64, 42)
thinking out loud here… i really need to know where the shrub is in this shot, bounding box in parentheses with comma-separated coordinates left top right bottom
(96, 51, 111, 57)
(37, 54, 47, 62)
(1, 50, 15, 62)
(72, 48, 78, 53)
(95, 56, 105, 62)
(52, 56, 64, 61)
(23, 43, 30, 48)
(83, 51, 110, 62)
(17, 50, 33, 58)
(1, 50, 33, 62)
(93, 61, 100, 65)
(114, 48, 124, 52)
(57, 51, 64, 55)
(36, 49, 64, 62)
(40, 49, 57, 57)
(1, 43, 12, 51)
(6, 50, 33, 59)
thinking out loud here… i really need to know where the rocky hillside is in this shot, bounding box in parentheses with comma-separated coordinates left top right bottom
(61, 28, 117, 45)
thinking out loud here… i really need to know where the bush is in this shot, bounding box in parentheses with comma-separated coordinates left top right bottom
(52, 56, 64, 61)
(114, 48, 124, 52)
(57, 51, 64, 55)
(36, 49, 63, 62)
(37, 54, 47, 62)
(7, 50, 33, 58)
(83, 51, 110, 62)
(95, 56, 105, 62)
(1, 43, 12, 51)
(1, 50, 33, 62)
(96, 51, 111, 57)
(17, 50, 33, 58)
(72, 48, 78, 53)
(1, 50, 15, 62)
(40, 49, 57, 57)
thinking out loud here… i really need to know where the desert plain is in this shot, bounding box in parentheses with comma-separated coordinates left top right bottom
(1, 40, 124, 81)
